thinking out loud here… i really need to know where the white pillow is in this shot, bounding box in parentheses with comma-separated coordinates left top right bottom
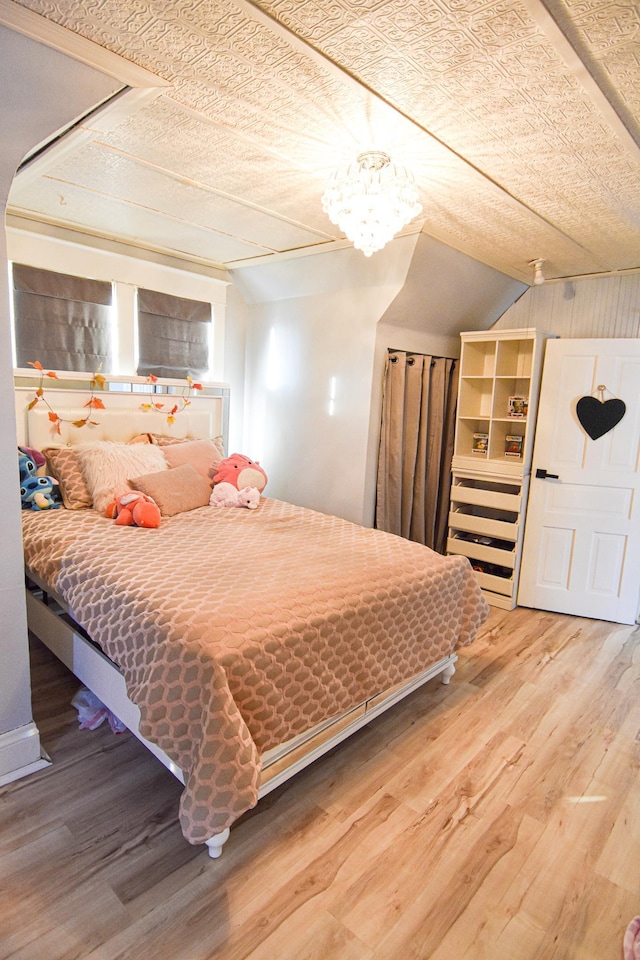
(76, 441, 168, 514)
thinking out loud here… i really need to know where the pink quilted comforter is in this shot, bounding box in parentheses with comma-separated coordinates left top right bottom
(23, 499, 489, 843)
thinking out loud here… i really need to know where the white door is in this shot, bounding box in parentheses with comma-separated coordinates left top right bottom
(518, 339, 640, 624)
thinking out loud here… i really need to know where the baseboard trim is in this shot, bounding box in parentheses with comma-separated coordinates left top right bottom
(0, 721, 50, 785)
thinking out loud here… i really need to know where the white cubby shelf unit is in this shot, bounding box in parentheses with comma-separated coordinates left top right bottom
(448, 328, 553, 609)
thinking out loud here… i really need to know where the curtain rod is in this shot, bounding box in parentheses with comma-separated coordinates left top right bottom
(388, 348, 457, 363)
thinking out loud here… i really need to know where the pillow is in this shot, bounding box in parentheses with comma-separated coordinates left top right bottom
(152, 434, 190, 446)
(161, 437, 224, 486)
(43, 446, 93, 510)
(129, 463, 212, 517)
(76, 441, 168, 514)
(154, 433, 224, 449)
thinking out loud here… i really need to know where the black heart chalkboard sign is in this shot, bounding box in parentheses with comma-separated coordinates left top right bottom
(576, 396, 626, 440)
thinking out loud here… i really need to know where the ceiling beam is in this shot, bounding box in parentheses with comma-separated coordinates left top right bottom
(521, 0, 640, 163)
(13, 87, 166, 187)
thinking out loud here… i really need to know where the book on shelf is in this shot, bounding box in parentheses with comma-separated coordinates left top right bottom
(508, 395, 528, 418)
(472, 432, 489, 455)
(505, 434, 523, 457)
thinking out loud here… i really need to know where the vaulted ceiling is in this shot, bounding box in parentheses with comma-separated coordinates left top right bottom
(5, 0, 640, 284)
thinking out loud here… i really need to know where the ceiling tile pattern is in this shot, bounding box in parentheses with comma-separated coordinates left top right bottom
(548, 0, 640, 127)
(257, 0, 640, 260)
(8, 0, 640, 280)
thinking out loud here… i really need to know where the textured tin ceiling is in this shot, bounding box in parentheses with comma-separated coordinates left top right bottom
(6, 0, 640, 282)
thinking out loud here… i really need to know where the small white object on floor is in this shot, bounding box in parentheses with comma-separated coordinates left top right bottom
(71, 686, 126, 734)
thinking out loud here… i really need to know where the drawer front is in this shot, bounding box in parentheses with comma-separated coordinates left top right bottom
(448, 510, 518, 542)
(451, 485, 521, 512)
(447, 537, 516, 569)
(474, 570, 514, 597)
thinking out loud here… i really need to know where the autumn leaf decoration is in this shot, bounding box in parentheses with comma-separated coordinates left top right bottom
(140, 374, 203, 424)
(27, 361, 106, 435)
(27, 363, 202, 432)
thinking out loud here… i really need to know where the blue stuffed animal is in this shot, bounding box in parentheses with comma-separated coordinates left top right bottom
(18, 449, 38, 485)
(21, 475, 61, 511)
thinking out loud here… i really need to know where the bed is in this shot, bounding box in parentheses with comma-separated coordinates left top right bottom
(17, 373, 489, 858)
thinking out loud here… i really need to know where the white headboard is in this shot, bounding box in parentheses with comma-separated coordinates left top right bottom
(14, 371, 230, 451)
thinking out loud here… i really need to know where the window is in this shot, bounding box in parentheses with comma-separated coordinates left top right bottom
(12, 263, 113, 373)
(137, 288, 211, 380)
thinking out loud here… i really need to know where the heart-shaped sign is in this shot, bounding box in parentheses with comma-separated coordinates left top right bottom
(576, 396, 626, 440)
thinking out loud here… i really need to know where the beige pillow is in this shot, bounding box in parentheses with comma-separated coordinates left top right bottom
(152, 434, 190, 446)
(43, 446, 92, 510)
(76, 441, 168, 514)
(161, 437, 224, 486)
(129, 464, 212, 517)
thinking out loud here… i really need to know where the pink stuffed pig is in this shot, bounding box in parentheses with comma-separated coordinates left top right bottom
(213, 454, 267, 492)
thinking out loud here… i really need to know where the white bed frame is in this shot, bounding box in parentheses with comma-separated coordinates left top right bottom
(16, 372, 457, 858)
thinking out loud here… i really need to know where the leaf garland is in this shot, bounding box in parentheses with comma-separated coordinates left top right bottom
(140, 374, 203, 424)
(27, 361, 106, 435)
(26, 363, 203, 432)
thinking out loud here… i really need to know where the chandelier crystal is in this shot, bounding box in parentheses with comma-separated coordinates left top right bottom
(321, 151, 422, 257)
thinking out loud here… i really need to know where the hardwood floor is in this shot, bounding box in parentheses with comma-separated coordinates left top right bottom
(2, 606, 639, 959)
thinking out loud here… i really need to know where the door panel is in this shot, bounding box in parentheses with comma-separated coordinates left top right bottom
(585, 533, 625, 597)
(537, 527, 573, 588)
(518, 339, 640, 624)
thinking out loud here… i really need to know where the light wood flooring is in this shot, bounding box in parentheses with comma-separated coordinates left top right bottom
(2, 605, 639, 960)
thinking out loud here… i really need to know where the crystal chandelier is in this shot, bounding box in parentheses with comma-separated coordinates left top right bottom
(321, 151, 422, 257)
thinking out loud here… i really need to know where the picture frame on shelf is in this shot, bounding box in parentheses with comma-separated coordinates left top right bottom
(505, 435, 523, 458)
(472, 432, 489, 455)
(508, 395, 528, 418)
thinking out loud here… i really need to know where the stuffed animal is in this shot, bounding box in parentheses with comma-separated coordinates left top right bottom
(209, 482, 260, 510)
(18, 447, 39, 484)
(21, 475, 61, 511)
(105, 491, 161, 528)
(213, 453, 267, 493)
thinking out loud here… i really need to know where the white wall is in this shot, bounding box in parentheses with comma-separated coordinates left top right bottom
(232, 239, 417, 525)
(493, 272, 640, 338)
(0, 26, 120, 781)
(232, 233, 526, 527)
(223, 282, 248, 454)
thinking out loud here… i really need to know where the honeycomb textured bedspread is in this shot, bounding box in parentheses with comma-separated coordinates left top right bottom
(23, 499, 489, 843)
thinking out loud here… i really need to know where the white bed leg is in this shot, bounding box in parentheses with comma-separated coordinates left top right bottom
(205, 827, 230, 859)
(441, 661, 456, 685)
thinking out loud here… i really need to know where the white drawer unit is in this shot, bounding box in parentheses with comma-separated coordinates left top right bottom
(448, 472, 529, 609)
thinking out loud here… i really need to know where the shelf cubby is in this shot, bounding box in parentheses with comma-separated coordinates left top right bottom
(495, 338, 533, 378)
(492, 377, 530, 421)
(458, 377, 494, 419)
(461, 339, 496, 377)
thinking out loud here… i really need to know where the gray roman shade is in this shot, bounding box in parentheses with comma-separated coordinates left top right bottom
(137, 289, 210, 380)
(12, 263, 113, 373)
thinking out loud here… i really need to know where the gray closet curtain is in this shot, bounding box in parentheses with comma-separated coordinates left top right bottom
(137, 289, 211, 380)
(12, 263, 112, 373)
(376, 350, 458, 554)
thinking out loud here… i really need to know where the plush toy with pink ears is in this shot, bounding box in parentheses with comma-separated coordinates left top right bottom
(213, 453, 267, 492)
(105, 491, 161, 528)
(210, 482, 260, 509)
